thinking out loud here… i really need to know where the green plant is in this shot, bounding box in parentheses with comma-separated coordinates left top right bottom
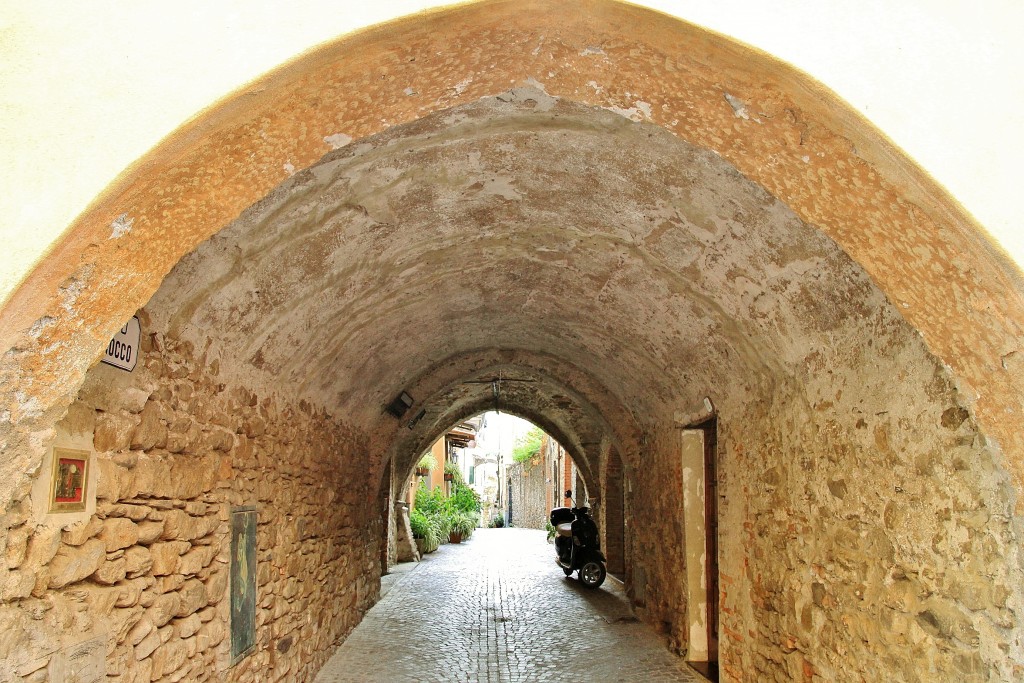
(409, 509, 430, 538)
(443, 461, 465, 485)
(511, 426, 544, 464)
(448, 509, 477, 538)
(417, 452, 438, 471)
(414, 481, 447, 515)
(449, 481, 482, 514)
(489, 513, 505, 528)
(545, 520, 556, 542)
(410, 508, 441, 552)
(413, 482, 451, 544)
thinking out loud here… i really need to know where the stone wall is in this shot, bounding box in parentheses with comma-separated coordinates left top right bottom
(507, 457, 548, 531)
(625, 323, 1024, 681)
(0, 317, 379, 682)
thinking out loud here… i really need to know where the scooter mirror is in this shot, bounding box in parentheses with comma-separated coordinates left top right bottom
(564, 490, 572, 499)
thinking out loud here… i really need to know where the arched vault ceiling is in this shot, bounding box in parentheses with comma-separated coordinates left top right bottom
(2, 0, 1022, 509)
(148, 92, 889, 443)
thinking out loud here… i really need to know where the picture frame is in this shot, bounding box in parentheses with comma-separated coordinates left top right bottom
(48, 448, 90, 513)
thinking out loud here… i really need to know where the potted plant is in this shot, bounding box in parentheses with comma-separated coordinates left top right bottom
(415, 453, 437, 478)
(443, 461, 459, 482)
(410, 509, 440, 554)
(447, 510, 477, 544)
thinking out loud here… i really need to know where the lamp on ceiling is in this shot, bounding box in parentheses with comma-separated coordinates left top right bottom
(406, 409, 426, 429)
(386, 391, 414, 418)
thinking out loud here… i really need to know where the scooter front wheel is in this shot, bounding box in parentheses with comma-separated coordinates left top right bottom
(579, 560, 606, 588)
(562, 566, 573, 576)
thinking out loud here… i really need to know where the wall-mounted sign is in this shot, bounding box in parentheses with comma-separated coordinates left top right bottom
(230, 506, 257, 665)
(49, 448, 90, 513)
(101, 316, 140, 372)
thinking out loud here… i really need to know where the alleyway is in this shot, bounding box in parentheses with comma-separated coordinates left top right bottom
(315, 529, 702, 682)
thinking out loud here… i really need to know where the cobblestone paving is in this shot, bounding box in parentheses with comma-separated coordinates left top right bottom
(315, 528, 702, 683)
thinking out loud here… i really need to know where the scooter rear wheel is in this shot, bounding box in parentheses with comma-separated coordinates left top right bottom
(579, 560, 606, 588)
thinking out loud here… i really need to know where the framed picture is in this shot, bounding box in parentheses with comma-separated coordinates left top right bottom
(230, 506, 257, 665)
(49, 448, 90, 512)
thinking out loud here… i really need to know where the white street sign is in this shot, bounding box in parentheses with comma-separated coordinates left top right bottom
(102, 316, 140, 372)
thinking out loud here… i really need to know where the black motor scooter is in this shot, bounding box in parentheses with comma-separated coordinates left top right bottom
(550, 490, 607, 588)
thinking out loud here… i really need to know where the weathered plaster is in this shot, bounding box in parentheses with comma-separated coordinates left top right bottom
(2, 1, 1021, 516)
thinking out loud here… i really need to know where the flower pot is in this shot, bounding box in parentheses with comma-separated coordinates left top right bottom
(448, 531, 463, 544)
(443, 473, 454, 482)
(415, 467, 428, 477)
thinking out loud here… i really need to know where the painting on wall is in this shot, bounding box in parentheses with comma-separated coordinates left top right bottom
(230, 506, 257, 664)
(48, 448, 90, 513)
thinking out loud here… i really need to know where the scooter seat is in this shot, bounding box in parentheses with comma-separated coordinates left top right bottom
(556, 522, 573, 537)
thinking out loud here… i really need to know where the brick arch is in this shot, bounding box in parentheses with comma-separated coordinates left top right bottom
(1, 0, 1022, 517)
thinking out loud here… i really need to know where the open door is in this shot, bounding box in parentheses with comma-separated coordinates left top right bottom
(681, 418, 719, 681)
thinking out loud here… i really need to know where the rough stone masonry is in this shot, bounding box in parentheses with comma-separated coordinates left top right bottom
(1, 315, 379, 682)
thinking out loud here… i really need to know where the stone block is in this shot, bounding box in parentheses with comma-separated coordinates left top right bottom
(175, 613, 202, 639)
(128, 616, 154, 646)
(134, 628, 161, 660)
(150, 640, 188, 680)
(136, 520, 165, 545)
(166, 458, 216, 499)
(155, 575, 185, 594)
(130, 403, 167, 452)
(100, 518, 141, 552)
(161, 509, 209, 542)
(164, 431, 185, 455)
(183, 635, 197, 659)
(130, 458, 170, 499)
(61, 517, 103, 547)
(24, 526, 62, 570)
(96, 458, 131, 502)
(130, 657, 154, 683)
(111, 504, 153, 521)
(202, 570, 228, 606)
(1, 569, 35, 600)
(185, 503, 209, 519)
(139, 588, 156, 608)
(147, 592, 181, 628)
(92, 556, 127, 585)
(5, 525, 29, 568)
(198, 620, 226, 648)
(94, 412, 136, 453)
(117, 578, 149, 608)
(149, 541, 190, 575)
(175, 579, 208, 617)
(47, 538, 105, 589)
(125, 546, 153, 577)
(178, 545, 216, 576)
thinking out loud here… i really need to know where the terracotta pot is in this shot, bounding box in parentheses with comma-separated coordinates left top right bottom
(444, 473, 454, 481)
(448, 531, 463, 544)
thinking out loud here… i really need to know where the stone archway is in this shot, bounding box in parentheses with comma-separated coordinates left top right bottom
(2, 3, 1023, 682)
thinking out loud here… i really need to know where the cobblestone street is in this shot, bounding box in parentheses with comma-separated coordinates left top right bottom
(315, 528, 702, 682)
